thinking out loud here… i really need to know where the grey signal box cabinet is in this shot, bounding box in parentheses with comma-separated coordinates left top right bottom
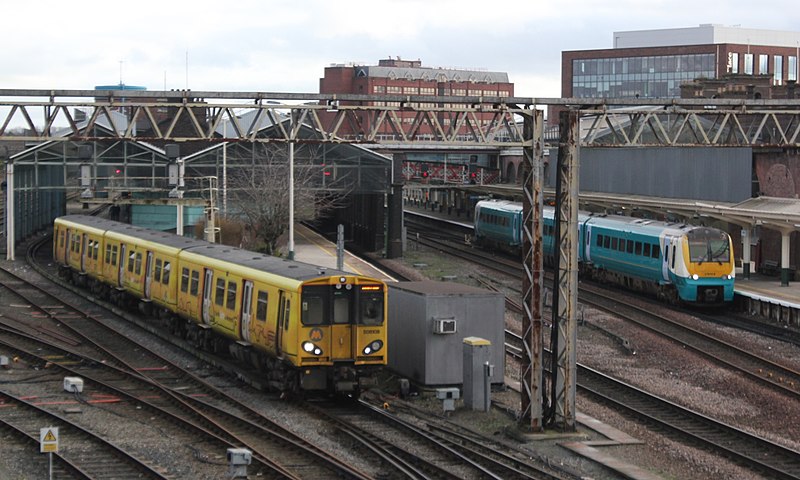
(387, 281, 505, 386)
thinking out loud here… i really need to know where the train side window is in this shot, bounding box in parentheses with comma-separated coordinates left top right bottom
(135, 253, 142, 275)
(671, 245, 676, 268)
(596, 234, 603, 247)
(128, 253, 135, 272)
(256, 291, 268, 321)
(105, 244, 112, 264)
(154, 259, 163, 282)
(162, 262, 171, 284)
(226, 281, 237, 310)
(643, 244, 651, 257)
(215, 278, 226, 306)
(181, 267, 190, 293)
(635, 241, 642, 256)
(652, 244, 660, 258)
(284, 300, 291, 330)
(610, 237, 617, 250)
(59, 231, 65, 247)
(111, 245, 118, 266)
(603, 235, 610, 249)
(190, 270, 200, 295)
(94, 242, 100, 260)
(626, 240, 634, 254)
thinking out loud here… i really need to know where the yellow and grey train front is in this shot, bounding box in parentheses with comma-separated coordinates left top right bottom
(296, 274, 387, 393)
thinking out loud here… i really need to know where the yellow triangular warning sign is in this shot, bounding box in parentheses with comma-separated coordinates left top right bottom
(43, 430, 56, 442)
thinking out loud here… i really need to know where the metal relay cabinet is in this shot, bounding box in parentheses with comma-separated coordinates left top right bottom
(387, 280, 505, 386)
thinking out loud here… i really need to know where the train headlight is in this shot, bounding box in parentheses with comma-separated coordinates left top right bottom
(724, 274, 732, 280)
(691, 274, 699, 281)
(363, 339, 383, 355)
(302, 341, 323, 356)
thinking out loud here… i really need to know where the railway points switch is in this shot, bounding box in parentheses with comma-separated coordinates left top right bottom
(63, 377, 84, 393)
(436, 387, 460, 414)
(227, 448, 252, 478)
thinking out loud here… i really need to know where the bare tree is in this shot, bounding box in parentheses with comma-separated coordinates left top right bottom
(225, 143, 350, 255)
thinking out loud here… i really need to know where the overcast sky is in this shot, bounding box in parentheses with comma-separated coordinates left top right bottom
(2, 0, 798, 98)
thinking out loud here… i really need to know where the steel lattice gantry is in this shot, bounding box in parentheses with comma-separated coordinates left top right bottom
(5, 89, 800, 432)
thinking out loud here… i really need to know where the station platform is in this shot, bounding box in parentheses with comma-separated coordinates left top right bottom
(291, 223, 397, 283)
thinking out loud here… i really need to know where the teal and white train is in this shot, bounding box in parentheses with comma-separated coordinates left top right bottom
(474, 199, 735, 305)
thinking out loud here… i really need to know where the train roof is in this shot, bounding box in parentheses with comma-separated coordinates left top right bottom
(583, 211, 706, 236)
(475, 199, 522, 213)
(58, 215, 356, 282)
(182, 243, 353, 282)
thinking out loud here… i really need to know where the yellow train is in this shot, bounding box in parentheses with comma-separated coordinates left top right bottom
(53, 215, 387, 394)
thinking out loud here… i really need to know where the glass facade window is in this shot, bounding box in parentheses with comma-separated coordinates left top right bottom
(759, 54, 769, 74)
(744, 54, 754, 74)
(775, 56, 783, 85)
(571, 53, 714, 99)
(789, 56, 797, 82)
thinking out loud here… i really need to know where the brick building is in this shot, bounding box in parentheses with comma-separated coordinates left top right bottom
(319, 58, 515, 183)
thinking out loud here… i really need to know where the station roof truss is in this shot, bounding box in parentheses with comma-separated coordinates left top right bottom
(3, 89, 800, 148)
(5, 102, 393, 200)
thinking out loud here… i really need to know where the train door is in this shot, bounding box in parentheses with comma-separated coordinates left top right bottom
(81, 233, 88, 272)
(585, 224, 593, 262)
(240, 280, 253, 343)
(662, 236, 676, 282)
(118, 244, 126, 287)
(331, 287, 354, 361)
(64, 228, 71, 264)
(202, 268, 214, 325)
(276, 291, 287, 357)
(144, 252, 153, 299)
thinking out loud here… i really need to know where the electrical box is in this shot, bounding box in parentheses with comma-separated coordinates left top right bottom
(388, 281, 505, 386)
(63, 377, 84, 393)
(227, 448, 252, 466)
(432, 317, 457, 334)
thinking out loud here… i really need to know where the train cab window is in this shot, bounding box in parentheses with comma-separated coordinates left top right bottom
(190, 270, 200, 295)
(215, 278, 226, 306)
(332, 289, 352, 325)
(643, 243, 651, 257)
(635, 241, 642, 256)
(226, 281, 237, 310)
(154, 259, 163, 282)
(111, 246, 118, 266)
(360, 288, 384, 326)
(181, 268, 190, 293)
(256, 291, 268, 321)
(611, 237, 618, 251)
(301, 286, 328, 326)
(128, 253, 135, 272)
(162, 262, 171, 284)
(134, 253, 142, 275)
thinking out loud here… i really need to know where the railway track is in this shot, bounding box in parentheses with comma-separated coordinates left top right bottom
(0, 236, 377, 479)
(407, 211, 800, 479)
(303, 397, 575, 480)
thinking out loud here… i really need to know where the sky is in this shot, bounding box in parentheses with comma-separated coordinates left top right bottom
(2, 0, 799, 99)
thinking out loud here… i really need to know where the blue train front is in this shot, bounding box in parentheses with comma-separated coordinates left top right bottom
(474, 200, 735, 305)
